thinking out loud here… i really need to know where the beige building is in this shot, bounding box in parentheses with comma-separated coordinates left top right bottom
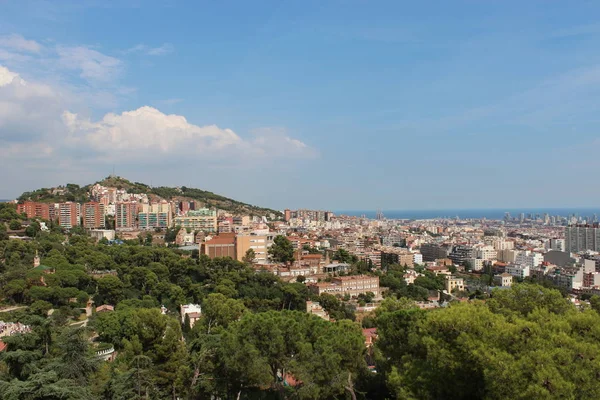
(174, 208, 217, 232)
(235, 234, 274, 263)
(476, 246, 497, 261)
(497, 249, 519, 263)
(138, 201, 172, 229)
(306, 301, 330, 321)
(445, 276, 465, 293)
(309, 275, 381, 299)
(494, 273, 513, 287)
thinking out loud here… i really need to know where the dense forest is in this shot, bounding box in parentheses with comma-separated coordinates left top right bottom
(2, 204, 600, 399)
(16, 176, 282, 217)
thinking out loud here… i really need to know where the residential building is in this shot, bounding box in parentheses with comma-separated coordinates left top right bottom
(58, 202, 80, 229)
(515, 251, 543, 268)
(494, 273, 513, 287)
(306, 301, 330, 321)
(201, 233, 236, 259)
(420, 243, 452, 262)
(467, 258, 485, 272)
(505, 264, 530, 279)
(115, 201, 137, 230)
(565, 224, 600, 253)
(549, 238, 566, 252)
(380, 248, 414, 268)
(445, 276, 465, 293)
(309, 275, 381, 298)
(138, 201, 172, 230)
(17, 201, 55, 220)
(83, 202, 105, 229)
(497, 249, 519, 263)
(449, 245, 475, 266)
(89, 229, 116, 242)
(236, 233, 273, 263)
(476, 246, 497, 261)
(173, 208, 217, 232)
(180, 304, 202, 328)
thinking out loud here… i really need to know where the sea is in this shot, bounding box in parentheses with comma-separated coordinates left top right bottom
(335, 208, 600, 221)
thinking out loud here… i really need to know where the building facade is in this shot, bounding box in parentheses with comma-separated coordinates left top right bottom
(174, 208, 217, 232)
(565, 225, 600, 253)
(115, 201, 138, 230)
(83, 202, 105, 229)
(58, 202, 80, 229)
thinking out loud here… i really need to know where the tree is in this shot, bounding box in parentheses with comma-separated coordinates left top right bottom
(268, 235, 295, 264)
(96, 275, 125, 305)
(333, 249, 353, 264)
(202, 293, 247, 333)
(9, 220, 21, 230)
(53, 327, 99, 385)
(242, 248, 256, 265)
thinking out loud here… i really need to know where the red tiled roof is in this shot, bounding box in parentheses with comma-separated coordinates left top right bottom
(0, 340, 6, 352)
(362, 328, 377, 338)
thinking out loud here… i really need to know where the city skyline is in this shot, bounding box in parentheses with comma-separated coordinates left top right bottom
(2, 1, 600, 210)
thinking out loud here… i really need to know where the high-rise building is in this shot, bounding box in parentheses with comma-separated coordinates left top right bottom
(59, 202, 81, 229)
(115, 201, 138, 230)
(83, 202, 106, 229)
(565, 225, 600, 253)
(138, 201, 172, 229)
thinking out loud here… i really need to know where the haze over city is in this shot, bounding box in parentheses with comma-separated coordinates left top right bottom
(2, 1, 600, 210)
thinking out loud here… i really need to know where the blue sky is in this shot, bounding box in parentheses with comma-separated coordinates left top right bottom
(1, 0, 600, 210)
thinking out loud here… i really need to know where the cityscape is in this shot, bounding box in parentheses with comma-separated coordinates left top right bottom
(3, 1, 600, 399)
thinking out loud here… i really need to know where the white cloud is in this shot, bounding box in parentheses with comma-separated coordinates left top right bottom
(124, 43, 174, 56)
(57, 46, 121, 82)
(0, 34, 42, 53)
(0, 66, 65, 143)
(61, 106, 315, 161)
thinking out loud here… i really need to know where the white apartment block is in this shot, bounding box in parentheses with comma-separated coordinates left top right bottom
(505, 264, 530, 279)
(515, 251, 543, 268)
(476, 246, 497, 261)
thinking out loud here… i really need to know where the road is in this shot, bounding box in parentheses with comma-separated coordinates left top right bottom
(0, 306, 27, 313)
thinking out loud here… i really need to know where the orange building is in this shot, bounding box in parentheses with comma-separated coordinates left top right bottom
(17, 201, 54, 220)
(83, 202, 105, 229)
(201, 233, 236, 259)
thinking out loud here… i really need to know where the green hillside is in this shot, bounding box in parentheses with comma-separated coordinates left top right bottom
(17, 176, 282, 218)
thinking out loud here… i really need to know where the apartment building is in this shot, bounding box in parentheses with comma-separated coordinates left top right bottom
(173, 208, 217, 232)
(58, 202, 80, 229)
(17, 201, 55, 220)
(115, 201, 138, 230)
(83, 202, 105, 229)
(420, 243, 452, 262)
(236, 234, 274, 264)
(565, 224, 600, 253)
(306, 301, 330, 321)
(138, 201, 172, 230)
(505, 264, 530, 279)
(445, 276, 465, 293)
(449, 245, 475, 266)
(515, 251, 543, 268)
(476, 245, 497, 261)
(309, 275, 381, 298)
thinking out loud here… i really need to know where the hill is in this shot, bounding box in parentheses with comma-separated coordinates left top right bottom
(18, 176, 282, 218)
